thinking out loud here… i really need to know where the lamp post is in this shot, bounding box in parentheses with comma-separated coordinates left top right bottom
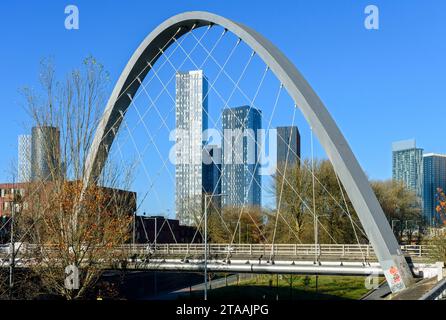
(139, 215, 162, 296)
(404, 219, 418, 244)
(140, 215, 160, 247)
(132, 211, 136, 251)
(9, 194, 15, 299)
(391, 219, 399, 232)
(391, 219, 401, 242)
(135, 214, 163, 253)
(154, 217, 158, 247)
(9, 177, 17, 300)
(203, 193, 225, 301)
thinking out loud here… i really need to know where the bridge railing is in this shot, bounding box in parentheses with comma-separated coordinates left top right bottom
(419, 278, 446, 300)
(400, 244, 425, 257)
(3, 243, 431, 260)
(120, 243, 431, 259)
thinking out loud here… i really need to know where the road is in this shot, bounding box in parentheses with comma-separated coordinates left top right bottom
(149, 274, 254, 300)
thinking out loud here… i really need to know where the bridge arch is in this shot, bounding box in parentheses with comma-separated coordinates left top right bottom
(83, 11, 413, 292)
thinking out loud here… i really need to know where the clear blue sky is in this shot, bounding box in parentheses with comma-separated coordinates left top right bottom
(0, 1, 445, 208)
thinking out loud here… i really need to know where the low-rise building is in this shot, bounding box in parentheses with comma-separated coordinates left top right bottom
(0, 181, 137, 243)
(135, 215, 201, 244)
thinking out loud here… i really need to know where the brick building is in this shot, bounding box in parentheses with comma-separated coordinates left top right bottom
(0, 181, 137, 244)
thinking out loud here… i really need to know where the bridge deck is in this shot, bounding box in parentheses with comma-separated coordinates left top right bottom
(390, 277, 439, 300)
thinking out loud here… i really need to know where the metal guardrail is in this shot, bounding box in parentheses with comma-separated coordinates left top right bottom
(3, 243, 431, 260)
(0, 243, 437, 277)
(121, 243, 430, 259)
(419, 278, 446, 300)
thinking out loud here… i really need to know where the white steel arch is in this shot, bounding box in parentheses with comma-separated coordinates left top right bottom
(83, 11, 414, 292)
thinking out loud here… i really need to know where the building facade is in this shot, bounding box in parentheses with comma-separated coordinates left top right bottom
(31, 126, 61, 182)
(276, 126, 301, 167)
(18, 135, 32, 183)
(202, 145, 222, 208)
(0, 181, 136, 243)
(222, 106, 262, 208)
(0, 182, 32, 243)
(0, 183, 26, 218)
(392, 139, 423, 199)
(134, 215, 202, 244)
(175, 70, 208, 226)
(423, 153, 446, 226)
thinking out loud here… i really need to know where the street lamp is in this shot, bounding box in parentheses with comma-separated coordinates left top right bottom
(391, 219, 399, 233)
(404, 219, 419, 244)
(9, 176, 17, 299)
(136, 214, 162, 296)
(148, 217, 159, 247)
(135, 214, 160, 249)
(203, 193, 225, 301)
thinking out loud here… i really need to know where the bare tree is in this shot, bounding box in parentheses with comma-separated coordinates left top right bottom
(17, 57, 135, 299)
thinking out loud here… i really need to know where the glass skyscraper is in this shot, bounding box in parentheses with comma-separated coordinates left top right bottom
(31, 126, 60, 182)
(202, 144, 222, 208)
(276, 126, 301, 167)
(222, 106, 262, 208)
(18, 134, 31, 183)
(392, 139, 423, 199)
(175, 70, 208, 226)
(423, 153, 446, 226)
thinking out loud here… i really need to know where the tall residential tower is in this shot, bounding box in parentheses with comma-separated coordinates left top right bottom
(31, 126, 61, 182)
(202, 144, 222, 209)
(392, 139, 423, 199)
(18, 135, 31, 183)
(276, 126, 301, 167)
(423, 153, 446, 226)
(175, 70, 208, 226)
(222, 106, 262, 208)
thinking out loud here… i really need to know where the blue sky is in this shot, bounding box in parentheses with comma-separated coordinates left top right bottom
(0, 1, 445, 213)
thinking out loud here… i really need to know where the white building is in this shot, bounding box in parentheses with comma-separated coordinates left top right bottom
(175, 70, 208, 226)
(17, 135, 31, 183)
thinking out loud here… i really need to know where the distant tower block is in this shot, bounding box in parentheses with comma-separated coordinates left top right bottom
(276, 126, 301, 167)
(18, 134, 32, 183)
(423, 153, 446, 226)
(31, 126, 61, 182)
(392, 139, 423, 199)
(222, 106, 262, 208)
(202, 144, 222, 208)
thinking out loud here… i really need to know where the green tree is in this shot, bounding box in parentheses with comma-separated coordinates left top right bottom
(207, 205, 266, 244)
(370, 180, 423, 243)
(272, 159, 364, 244)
